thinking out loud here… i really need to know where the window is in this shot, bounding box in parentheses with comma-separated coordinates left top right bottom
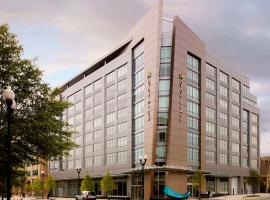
(74, 147, 82, 157)
(243, 134, 248, 145)
(85, 145, 93, 155)
(106, 85, 116, 99)
(158, 113, 168, 126)
(243, 145, 248, 154)
(134, 85, 144, 101)
(251, 136, 257, 145)
(134, 100, 144, 117)
(242, 158, 248, 167)
(134, 69, 144, 87)
(232, 92, 240, 103)
(232, 117, 240, 129)
(118, 137, 127, 147)
(187, 101, 199, 117)
(159, 96, 169, 109)
(93, 130, 102, 140)
(159, 80, 170, 92)
(188, 70, 199, 85)
(232, 104, 240, 115)
(85, 109, 93, 121)
(232, 130, 240, 140)
(118, 64, 127, 78)
(219, 126, 228, 137)
(219, 140, 227, 151)
(220, 112, 228, 122)
(188, 132, 199, 147)
(118, 122, 127, 135)
(107, 153, 116, 165)
(106, 71, 116, 85)
(118, 108, 127, 121)
(135, 132, 144, 146)
(32, 169, 38, 176)
(85, 133, 93, 144)
(187, 148, 199, 162)
(134, 148, 144, 163)
(85, 96, 93, 108)
(206, 93, 215, 104)
(219, 71, 228, 84)
(187, 54, 199, 72)
(206, 151, 215, 163)
(75, 113, 81, 124)
(160, 63, 171, 78)
(188, 116, 199, 130)
(106, 112, 116, 125)
(117, 93, 126, 107)
(206, 78, 215, 91)
(107, 126, 116, 137)
(157, 129, 167, 142)
(85, 84, 93, 96)
(219, 99, 228, 110)
(232, 79, 240, 91)
(251, 148, 257, 156)
(75, 101, 82, 113)
(94, 92, 102, 105)
(106, 99, 116, 112)
(187, 85, 199, 101)
(206, 122, 215, 135)
(251, 159, 257, 169)
(156, 146, 166, 159)
(232, 156, 240, 166)
(206, 63, 216, 77)
(134, 116, 144, 131)
(206, 136, 215, 148)
(243, 110, 249, 121)
(220, 154, 228, 165)
(118, 151, 128, 163)
(160, 47, 172, 63)
(206, 107, 215, 120)
(243, 121, 248, 133)
(232, 143, 240, 153)
(94, 79, 102, 91)
(94, 143, 102, 151)
(94, 156, 102, 166)
(94, 118, 102, 129)
(220, 85, 228, 97)
(85, 157, 93, 167)
(251, 125, 258, 135)
(251, 113, 258, 123)
(107, 140, 116, 149)
(118, 79, 126, 93)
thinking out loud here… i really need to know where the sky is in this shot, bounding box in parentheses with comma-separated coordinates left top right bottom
(0, 0, 269, 156)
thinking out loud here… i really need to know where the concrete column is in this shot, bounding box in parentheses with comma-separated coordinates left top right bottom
(239, 176, 244, 194)
(144, 172, 154, 200)
(127, 175, 132, 197)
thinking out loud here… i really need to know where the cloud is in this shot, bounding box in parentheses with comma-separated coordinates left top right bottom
(1, 0, 270, 155)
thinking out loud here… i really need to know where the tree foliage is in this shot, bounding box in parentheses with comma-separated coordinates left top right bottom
(0, 24, 75, 188)
(31, 178, 42, 194)
(192, 170, 204, 198)
(100, 171, 116, 196)
(81, 174, 95, 192)
(44, 175, 56, 193)
(247, 169, 260, 196)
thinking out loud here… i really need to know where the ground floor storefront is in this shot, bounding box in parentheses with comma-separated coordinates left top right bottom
(52, 166, 253, 199)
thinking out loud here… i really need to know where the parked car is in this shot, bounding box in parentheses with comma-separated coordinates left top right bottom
(75, 191, 96, 200)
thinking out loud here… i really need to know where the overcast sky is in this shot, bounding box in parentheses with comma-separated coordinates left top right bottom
(1, 0, 269, 156)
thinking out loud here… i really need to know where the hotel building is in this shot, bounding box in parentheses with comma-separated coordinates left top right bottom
(49, 0, 260, 198)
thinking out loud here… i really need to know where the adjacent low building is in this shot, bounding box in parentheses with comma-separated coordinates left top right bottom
(49, 0, 260, 199)
(260, 157, 270, 192)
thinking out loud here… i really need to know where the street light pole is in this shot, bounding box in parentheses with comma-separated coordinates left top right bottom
(3, 86, 15, 200)
(139, 155, 147, 200)
(76, 168, 81, 195)
(41, 170, 45, 199)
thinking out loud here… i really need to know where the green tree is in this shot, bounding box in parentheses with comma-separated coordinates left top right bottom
(44, 175, 56, 194)
(24, 184, 32, 194)
(100, 171, 116, 197)
(0, 24, 76, 191)
(81, 174, 95, 192)
(31, 178, 42, 196)
(192, 170, 204, 199)
(247, 169, 260, 196)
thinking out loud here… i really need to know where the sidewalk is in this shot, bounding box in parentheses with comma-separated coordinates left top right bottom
(212, 193, 270, 200)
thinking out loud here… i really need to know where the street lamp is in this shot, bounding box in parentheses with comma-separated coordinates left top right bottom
(76, 168, 81, 195)
(139, 155, 147, 200)
(41, 170, 45, 199)
(3, 86, 16, 200)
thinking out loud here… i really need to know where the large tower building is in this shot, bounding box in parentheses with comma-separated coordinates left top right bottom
(49, 1, 260, 199)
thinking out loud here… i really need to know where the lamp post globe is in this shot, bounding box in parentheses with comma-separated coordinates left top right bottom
(2, 86, 15, 200)
(139, 155, 147, 200)
(76, 168, 81, 195)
